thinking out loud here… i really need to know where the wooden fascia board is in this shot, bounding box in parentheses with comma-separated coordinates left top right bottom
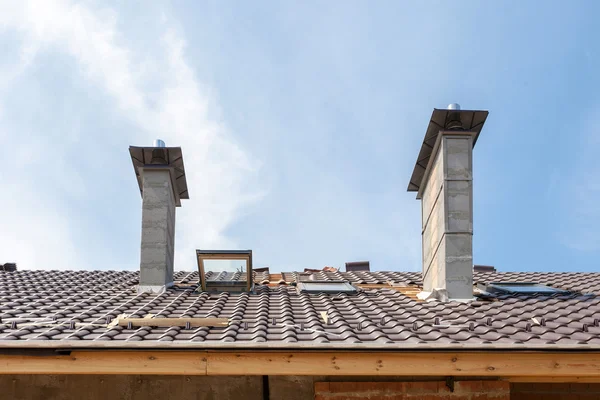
(504, 376, 600, 383)
(2, 351, 600, 380)
(204, 351, 600, 378)
(0, 351, 206, 375)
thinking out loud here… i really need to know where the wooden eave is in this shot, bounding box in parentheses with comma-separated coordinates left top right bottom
(1, 350, 600, 382)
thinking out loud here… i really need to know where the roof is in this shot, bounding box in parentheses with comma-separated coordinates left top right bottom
(1, 269, 600, 350)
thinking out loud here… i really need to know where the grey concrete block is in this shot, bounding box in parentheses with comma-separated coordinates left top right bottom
(444, 137, 471, 180)
(446, 180, 472, 233)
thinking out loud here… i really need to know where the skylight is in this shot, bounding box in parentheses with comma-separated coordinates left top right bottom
(296, 280, 357, 294)
(196, 250, 253, 293)
(484, 282, 568, 295)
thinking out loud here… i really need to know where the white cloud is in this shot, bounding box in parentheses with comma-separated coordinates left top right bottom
(0, 0, 261, 270)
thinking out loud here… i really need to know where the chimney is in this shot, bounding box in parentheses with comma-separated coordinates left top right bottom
(129, 140, 189, 293)
(407, 105, 488, 301)
(345, 261, 370, 272)
(474, 265, 496, 273)
(1, 263, 17, 272)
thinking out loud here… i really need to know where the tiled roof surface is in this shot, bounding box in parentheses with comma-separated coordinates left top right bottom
(1, 269, 600, 349)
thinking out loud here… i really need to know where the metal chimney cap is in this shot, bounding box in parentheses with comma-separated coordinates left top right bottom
(129, 145, 189, 205)
(153, 139, 166, 148)
(407, 107, 489, 194)
(447, 103, 461, 110)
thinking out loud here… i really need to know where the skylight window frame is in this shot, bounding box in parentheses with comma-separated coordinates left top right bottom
(485, 282, 569, 295)
(196, 250, 253, 292)
(296, 280, 357, 295)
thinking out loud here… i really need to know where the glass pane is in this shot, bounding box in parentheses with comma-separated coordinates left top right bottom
(300, 282, 356, 292)
(492, 284, 561, 293)
(203, 259, 247, 274)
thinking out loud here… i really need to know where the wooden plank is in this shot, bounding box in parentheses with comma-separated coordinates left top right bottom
(2, 351, 600, 377)
(356, 284, 420, 292)
(204, 351, 600, 377)
(117, 317, 229, 328)
(173, 284, 198, 288)
(0, 351, 206, 375)
(269, 273, 282, 281)
(356, 284, 391, 289)
(505, 376, 600, 383)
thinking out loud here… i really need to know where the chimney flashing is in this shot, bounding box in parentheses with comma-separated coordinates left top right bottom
(137, 285, 168, 294)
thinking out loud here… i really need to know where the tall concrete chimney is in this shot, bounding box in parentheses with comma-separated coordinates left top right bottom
(407, 105, 488, 301)
(129, 140, 189, 293)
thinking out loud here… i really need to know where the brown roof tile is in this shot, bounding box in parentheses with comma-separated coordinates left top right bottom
(1, 269, 600, 349)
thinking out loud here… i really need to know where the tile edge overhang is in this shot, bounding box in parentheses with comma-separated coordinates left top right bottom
(1, 341, 600, 351)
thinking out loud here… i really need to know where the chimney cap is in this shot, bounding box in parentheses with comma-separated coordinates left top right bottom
(407, 107, 489, 193)
(129, 145, 189, 205)
(447, 103, 461, 110)
(153, 139, 166, 148)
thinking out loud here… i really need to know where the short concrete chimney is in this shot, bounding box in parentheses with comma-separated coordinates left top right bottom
(407, 105, 488, 300)
(129, 140, 189, 293)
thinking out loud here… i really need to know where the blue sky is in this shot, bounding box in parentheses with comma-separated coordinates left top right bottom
(0, 1, 599, 273)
